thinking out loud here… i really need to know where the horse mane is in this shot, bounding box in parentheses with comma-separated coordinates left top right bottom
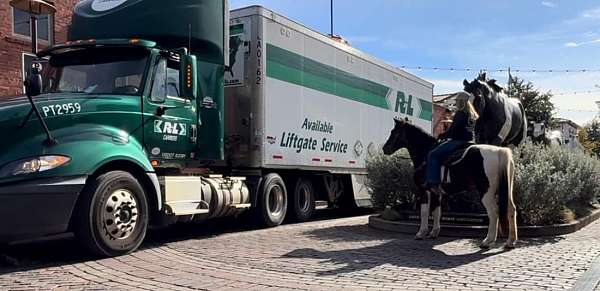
(404, 122, 437, 146)
(473, 72, 503, 93)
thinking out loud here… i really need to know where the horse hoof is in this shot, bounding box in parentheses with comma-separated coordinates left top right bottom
(479, 243, 491, 249)
(426, 234, 438, 239)
(504, 242, 516, 249)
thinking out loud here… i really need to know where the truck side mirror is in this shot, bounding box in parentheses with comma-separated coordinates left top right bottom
(180, 54, 197, 99)
(25, 62, 43, 97)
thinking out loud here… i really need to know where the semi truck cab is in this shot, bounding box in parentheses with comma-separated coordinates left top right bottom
(0, 0, 255, 257)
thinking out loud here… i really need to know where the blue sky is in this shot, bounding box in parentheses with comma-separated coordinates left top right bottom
(230, 0, 600, 125)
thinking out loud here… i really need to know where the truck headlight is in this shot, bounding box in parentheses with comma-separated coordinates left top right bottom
(0, 156, 71, 177)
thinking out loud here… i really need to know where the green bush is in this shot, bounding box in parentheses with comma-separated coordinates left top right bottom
(366, 149, 417, 210)
(367, 142, 600, 225)
(513, 141, 600, 225)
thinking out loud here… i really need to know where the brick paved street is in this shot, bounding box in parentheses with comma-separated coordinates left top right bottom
(1, 211, 600, 291)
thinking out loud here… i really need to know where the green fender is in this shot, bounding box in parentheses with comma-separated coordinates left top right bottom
(0, 124, 162, 210)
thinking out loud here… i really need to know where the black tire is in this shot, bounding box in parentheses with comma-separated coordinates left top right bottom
(256, 173, 287, 227)
(289, 178, 316, 222)
(74, 171, 149, 257)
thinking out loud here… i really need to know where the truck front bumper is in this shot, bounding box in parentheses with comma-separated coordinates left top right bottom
(0, 176, 87, 242)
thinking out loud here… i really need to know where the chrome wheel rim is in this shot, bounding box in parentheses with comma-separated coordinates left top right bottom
(268, 184, 284, 216)
(102, 189, 138, 240)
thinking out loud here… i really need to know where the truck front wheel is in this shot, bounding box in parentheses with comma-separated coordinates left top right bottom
(75, 171, 149, 257)
(256, 173, 287, 227)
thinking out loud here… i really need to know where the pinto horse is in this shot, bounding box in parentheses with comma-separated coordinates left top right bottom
(382, 119, 518, 248)
(462, 74, 527, 147)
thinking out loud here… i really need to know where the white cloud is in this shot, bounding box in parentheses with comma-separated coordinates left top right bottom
(541, 1, 557, 8)
(582, 7, 600, 19)
(564, 38, 600, 47)
(425, 78, 464, 95)
(564, 6, 600, 25)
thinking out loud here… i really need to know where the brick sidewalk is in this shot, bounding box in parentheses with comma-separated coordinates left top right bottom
(1, 215, 599, 290)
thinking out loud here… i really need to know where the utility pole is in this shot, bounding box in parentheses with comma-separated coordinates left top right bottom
(507, 67, 511, 98)
(330, 0, 334, 36)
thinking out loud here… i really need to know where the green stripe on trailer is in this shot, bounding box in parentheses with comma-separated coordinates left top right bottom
(418, 99, 433, 121)
(266, 44, 390, 109)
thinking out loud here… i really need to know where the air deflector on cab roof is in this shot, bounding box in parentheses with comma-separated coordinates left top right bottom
(68, 0, 226, 64)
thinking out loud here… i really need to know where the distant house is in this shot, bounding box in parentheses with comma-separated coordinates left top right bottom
(551, 118, 582, 150)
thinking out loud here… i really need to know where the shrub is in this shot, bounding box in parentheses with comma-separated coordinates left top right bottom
(513, 141, 600, 225)
(366, 149, 417, 210)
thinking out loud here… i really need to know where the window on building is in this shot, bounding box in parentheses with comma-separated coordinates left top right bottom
(13, 8, 53, 43)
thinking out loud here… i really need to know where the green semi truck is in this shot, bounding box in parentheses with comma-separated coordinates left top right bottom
(0, 0, 433, 257)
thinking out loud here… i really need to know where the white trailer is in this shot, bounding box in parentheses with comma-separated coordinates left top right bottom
(224, 6, 433, 217)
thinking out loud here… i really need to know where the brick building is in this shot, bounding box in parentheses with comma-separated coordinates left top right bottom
(0, 0, 78, 98)
(432, 93, 456, 138)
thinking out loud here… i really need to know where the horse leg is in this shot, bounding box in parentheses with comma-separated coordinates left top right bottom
(505, 159, 518, 249)
(429, 206, 441, 239)
(505, 199, 518, 249)
(428, 192, 443, 239)
(415, 192, 430, 240)
(481, 189, 499, 248)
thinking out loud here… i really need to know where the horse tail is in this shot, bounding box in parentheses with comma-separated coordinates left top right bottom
(518, 102, 527, 145)
(497, 148, 514, 236)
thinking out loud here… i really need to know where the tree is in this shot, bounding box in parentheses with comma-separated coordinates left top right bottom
(507, 76, 555, 126)
(578, 119, 600, 157)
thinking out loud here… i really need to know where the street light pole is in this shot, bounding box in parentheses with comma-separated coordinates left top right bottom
(330, 0, 334, 36)
(30, 14, 38, 54)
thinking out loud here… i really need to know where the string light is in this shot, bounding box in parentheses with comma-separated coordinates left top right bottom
(555, 108, 599, 113)
(551, 90, 600, 96)
(399, 66, 600, 73)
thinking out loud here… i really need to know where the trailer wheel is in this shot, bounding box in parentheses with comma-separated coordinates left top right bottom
(256, 173, 287, 227)
(290, 178, 315, 222)
(75, 171, 148, 257)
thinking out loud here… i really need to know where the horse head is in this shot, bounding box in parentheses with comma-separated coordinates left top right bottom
(462, 78, 491, 116)
(383, 118, 409, 155)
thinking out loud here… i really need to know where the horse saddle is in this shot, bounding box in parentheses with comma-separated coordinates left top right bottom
(442, 142, 475, 166)
(440, 142, 475, 184)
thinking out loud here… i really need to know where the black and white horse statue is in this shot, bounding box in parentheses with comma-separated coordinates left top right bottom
(382, 119, 518, 248)
(462, 74, 527, 147)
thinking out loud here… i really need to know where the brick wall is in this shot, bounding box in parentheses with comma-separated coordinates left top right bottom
(432, 104, 453, 138)
(0, 0, 78, 98)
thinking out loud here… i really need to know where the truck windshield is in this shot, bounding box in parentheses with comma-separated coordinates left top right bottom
(41, 47, 149, 96)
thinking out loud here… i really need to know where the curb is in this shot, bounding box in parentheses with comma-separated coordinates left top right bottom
(571, 255, 600, 291)
(368, 208, 600, 237)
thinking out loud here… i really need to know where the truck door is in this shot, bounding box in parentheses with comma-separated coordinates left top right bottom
(143, 54, 197, 164)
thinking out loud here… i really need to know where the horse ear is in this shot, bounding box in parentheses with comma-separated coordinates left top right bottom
(463, 79, 469, 87)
